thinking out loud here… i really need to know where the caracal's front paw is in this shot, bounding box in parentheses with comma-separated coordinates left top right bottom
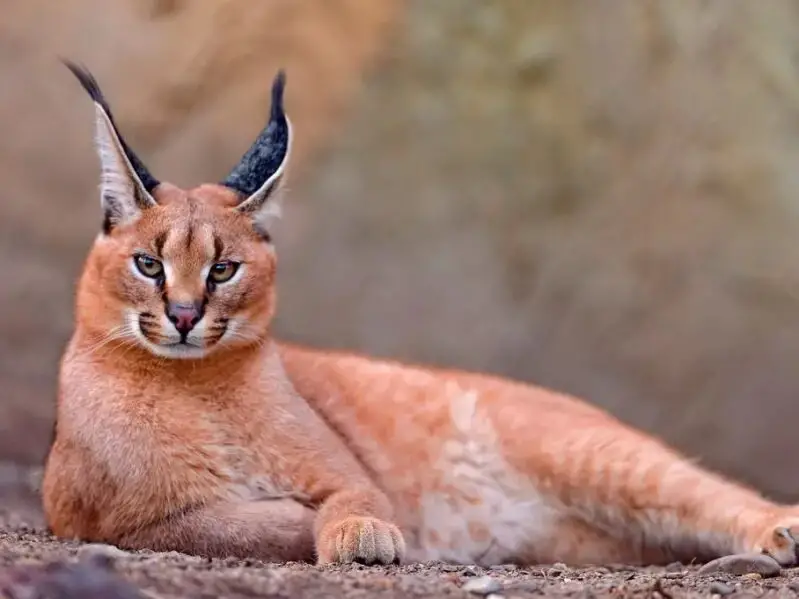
(316, 516, 405, 565)
(752, 519, 799, 567)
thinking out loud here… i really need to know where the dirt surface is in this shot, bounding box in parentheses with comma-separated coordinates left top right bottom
(1, 470, 798, 598)
(2, 525, 799, 599)
(0, 493, 798, 599)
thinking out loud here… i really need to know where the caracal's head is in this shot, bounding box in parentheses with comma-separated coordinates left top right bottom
(66, 62, 291, 360)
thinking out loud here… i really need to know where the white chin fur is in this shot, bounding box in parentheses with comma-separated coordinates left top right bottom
(141, 341, 211, 360)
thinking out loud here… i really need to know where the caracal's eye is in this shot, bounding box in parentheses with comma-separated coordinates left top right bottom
(208, 261, 240, 284)
(133, 254, 164, 279)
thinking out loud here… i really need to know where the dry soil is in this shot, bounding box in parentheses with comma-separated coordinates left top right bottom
(2, 486, 799, 599)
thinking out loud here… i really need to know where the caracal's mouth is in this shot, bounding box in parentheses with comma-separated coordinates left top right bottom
(128, 311, 223, 360)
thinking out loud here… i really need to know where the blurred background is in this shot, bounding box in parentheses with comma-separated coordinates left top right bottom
(2, 0, 799, 517)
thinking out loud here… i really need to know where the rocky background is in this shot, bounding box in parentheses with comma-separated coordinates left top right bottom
(2, 0, 799, 503)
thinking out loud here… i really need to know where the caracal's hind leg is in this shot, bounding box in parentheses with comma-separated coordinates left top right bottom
(515, 515, 668, 565)
(489, 392, 796, 565)
(118, 499, 316, 562)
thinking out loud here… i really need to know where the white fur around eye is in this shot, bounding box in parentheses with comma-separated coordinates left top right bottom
(226, 263, 245, 285)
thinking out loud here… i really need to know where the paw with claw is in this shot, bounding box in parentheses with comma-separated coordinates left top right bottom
(316, 516, 405, 565)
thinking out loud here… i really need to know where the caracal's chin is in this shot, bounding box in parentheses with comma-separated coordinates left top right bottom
(139, 339, 213, 360)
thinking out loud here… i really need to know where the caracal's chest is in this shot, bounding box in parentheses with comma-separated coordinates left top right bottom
(69, 368, 293, 502)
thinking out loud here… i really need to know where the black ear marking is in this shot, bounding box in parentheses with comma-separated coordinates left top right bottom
(64, 59, 161, 233)
(62, 59, 160, 194)
(222, 69, 291, 215)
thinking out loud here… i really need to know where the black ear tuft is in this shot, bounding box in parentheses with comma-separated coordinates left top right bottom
(270, 69, 286, 123)
(62, 59, 160, 194)
(221, 69, 291, 203)
(62, 60, 105, 105)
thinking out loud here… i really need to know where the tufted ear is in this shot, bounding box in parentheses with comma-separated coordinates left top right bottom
(221, 70, 291, 233)
(64, 60, 160, 233)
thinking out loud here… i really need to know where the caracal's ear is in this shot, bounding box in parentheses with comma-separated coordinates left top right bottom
(221, 70, 291, 234)
(63, 60, 160, 234)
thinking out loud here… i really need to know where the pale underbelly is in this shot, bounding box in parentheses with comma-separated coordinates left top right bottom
(401, 486, 566, 565)
(373, 387, 572, 564)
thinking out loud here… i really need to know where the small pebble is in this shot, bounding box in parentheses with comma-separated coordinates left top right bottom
(665, 561, 684, 573)
(441, 565, 461, 572)
(489, 564, 518, 572)
(697, 552, 781, 578)
(77, 543, 130, 567)
(742, 572, 763, 580)
(463, 575, 503, 595)
(0, 560, 146, 599)
(709, 581, 734, 596)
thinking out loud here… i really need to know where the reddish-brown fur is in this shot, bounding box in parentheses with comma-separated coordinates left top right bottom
(43, 65, 799, 567)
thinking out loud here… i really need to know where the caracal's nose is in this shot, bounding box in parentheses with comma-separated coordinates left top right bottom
(166, 302, 201, 336)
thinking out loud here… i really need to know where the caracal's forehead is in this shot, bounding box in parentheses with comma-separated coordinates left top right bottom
(127, 185, 265, 264)
(155, 212, 225, 268)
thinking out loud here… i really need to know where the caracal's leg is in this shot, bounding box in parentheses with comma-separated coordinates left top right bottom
(490, 394, 797, 565)
(118, 499, 316, 562)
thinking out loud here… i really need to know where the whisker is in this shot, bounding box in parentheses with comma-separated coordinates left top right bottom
(222, 324, 268, 350)
(82, 324, 133, 356)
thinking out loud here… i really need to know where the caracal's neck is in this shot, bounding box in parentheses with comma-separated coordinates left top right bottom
(67, 325, 280, 388)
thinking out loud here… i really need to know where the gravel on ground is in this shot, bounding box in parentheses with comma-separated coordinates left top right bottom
(1, 468, 798, 598)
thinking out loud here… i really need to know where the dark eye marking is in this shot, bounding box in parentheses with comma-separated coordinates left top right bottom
(213, 235, 224, 263)
(184, 225, 194, 250)
(153, 232, 167, 258)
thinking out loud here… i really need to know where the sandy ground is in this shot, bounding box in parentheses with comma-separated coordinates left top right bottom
(0, 466, 796, 598)
(1, 512, 799, 597)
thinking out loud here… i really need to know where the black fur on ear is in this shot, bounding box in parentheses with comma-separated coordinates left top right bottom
(63, 60, 160, 194)
(63, 59, 160, 232)
(222, 69, 291, 220)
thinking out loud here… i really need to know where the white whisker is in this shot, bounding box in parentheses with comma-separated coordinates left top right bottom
(83, 323, 138, 358)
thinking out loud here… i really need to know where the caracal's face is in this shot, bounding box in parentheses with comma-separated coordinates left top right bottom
(64, 62, 290, 360)
(89, 187, 278, 360)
